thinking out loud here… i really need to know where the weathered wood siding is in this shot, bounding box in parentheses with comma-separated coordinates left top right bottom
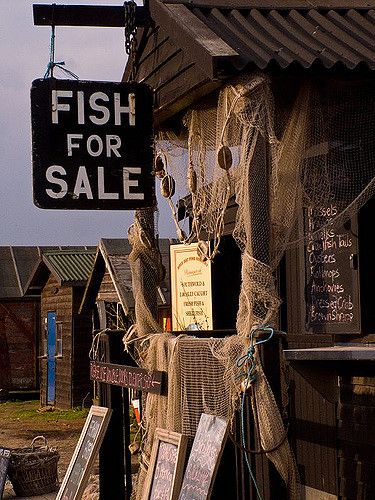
(72, 287, 93, 408)
(40, 274, 73, 408)
(134, 25, 218, 124)
(0, 299, 39, 390)
(338, 368, 375, 499)
(289, 365, 338, 496)
(97, 271, 117, 303)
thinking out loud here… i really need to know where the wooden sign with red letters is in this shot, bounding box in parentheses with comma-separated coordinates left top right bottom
(90, 361, 164, 395)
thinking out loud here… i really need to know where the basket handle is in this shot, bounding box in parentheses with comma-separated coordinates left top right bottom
(31, 435, 48, 449)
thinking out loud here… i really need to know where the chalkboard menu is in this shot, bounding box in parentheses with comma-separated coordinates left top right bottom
(56, 406, 111, 500)
(144, 429, 187, 500)
(0, 448, 10, 499)
(179, 414, 228, 500)
(305, 205, 360, 334)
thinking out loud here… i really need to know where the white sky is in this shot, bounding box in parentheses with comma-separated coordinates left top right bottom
(0, 0, 175, 245)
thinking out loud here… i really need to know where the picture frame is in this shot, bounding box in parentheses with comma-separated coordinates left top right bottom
(143, 429, 188, 500)
(56, 405, 112, 500)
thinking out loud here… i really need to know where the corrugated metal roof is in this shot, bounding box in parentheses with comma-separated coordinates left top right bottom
(150, 1, 375, 74)
(43, 250, 95, 284)
(135, 1, 375, 122)
(190, 6, 375, 70)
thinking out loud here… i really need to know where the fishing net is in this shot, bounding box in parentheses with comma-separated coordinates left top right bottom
(155, 73, 375, 327)
(126, 72, 375, 498)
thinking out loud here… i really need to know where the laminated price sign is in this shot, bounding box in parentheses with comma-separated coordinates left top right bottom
(31, 79, 154, 210)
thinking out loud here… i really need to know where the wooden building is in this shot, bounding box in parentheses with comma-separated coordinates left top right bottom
(123, 1, 375, 499)
(25, 248, 95, 409)
(0, 247, 41, 394)
(80, 238, 172, 331)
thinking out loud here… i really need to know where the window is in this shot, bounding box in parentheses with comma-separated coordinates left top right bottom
(56, 321, 63, 357)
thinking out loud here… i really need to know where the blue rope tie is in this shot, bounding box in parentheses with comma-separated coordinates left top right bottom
(43, 24, 79, 80)
(236, 325, 275, 500)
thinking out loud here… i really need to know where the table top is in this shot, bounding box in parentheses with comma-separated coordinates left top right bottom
(284, 345, 375, 361)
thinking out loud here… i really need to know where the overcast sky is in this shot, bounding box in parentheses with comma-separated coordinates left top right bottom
(0, 0, 175, 245)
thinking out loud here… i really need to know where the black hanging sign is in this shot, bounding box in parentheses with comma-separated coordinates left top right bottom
(31, 78, 154, 210)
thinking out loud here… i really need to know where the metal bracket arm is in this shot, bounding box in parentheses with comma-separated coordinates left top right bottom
(33, 4, 151, 28)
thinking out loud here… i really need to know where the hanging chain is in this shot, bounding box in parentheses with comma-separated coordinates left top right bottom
(124, 1, 138, 81)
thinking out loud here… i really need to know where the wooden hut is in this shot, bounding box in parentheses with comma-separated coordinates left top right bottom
(123, 1, 375, 499)
(0, 247, 41, 395)
(25, 248, 95, 409)
(80, 238, 171, 331)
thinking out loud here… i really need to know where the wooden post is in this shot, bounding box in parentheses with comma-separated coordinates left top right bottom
(254, 331, 288, 500)
(134, 207, 158, 320)
(98, 330, 134, 500)
(244, 134, 288, 499)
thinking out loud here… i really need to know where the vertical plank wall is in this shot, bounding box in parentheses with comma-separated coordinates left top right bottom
(72, 286, 93, 408)
(40, 274, 73, 408)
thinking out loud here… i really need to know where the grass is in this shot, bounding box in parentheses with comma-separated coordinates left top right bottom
(0, 400, 89, 422)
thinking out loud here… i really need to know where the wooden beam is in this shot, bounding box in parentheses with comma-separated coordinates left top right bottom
(33, 4, 151, 28)
(149, 0, 238, 80)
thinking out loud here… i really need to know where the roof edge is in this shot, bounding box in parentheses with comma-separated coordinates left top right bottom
(150, 0, 239, 79)
(162, 0, 375, 9)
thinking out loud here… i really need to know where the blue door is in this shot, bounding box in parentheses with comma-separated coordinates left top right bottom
(47, 311, 56, 404)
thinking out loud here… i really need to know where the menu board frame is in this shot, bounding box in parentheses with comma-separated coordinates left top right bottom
(144, 429, 188, 500)
(56, 405, 112, 500)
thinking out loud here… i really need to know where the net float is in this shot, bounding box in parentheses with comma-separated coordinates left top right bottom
(217, 145, 232, 170)
(161, 174, 175, 198)
(188, 166, 197, 194)
(197, 240, 209, 262)
(154, 155, 166, 178)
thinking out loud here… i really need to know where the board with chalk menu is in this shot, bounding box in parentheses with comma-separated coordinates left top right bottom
(304, 205, 360, 334)
(179, 414, 229, 500)
(56, 406, 111, 500)
(144, 429, 187, 500)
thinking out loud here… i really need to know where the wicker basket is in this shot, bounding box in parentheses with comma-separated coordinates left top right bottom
(8, 436, 60, 497)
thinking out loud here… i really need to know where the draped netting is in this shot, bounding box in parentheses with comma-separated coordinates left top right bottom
(126, 73, 375, 499)
(156, 73, 375, 325)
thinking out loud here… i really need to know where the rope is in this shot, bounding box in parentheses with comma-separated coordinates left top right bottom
(89, 329, 109, 361)
(236, 325, 275, 500)
(228, 424, 289, 455)
(43, 10, 79, 80)
(43, 24, 56, 79)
